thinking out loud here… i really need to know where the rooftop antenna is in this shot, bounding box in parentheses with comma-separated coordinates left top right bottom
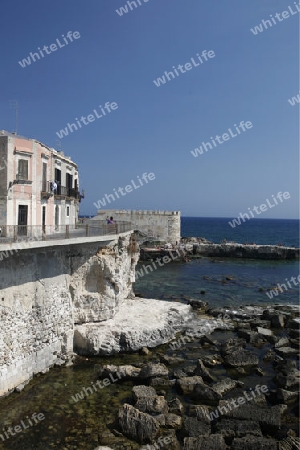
(9, 100, 19, 135)
(56, 139, 62, 152)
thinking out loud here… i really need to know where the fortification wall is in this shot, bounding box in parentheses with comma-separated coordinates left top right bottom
(95, 210, 181, 243)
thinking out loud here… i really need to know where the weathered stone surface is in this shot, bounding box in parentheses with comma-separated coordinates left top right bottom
(139, 363, 169, 379)
(192, 383, 222, 401)
(194, 359, 214, 382)
(183, 417, 211, 437)
(164, 413, 182, 429)
(218, 403, 281, 430)
(215, 419, 262, 438)
(183, 434, 227, 450)
(118, 403, 160, 443)
(168, 398, 184, 415)
(231, 436, 277, 450)
(132, 385, 157, 402)
(277, 388, 299, 403)
(177, 376, 204, 396)
(74, 299, 193, 355)
(224, 349, 259, 367)
(189, 405, 212, 424)
(275, 347, 299, 357)
(212, 377, 244, 396)
(278, 436, 300, 450)
(97, 364, 141, 379)
(275, 337, 290, 348)
(135, 396, 168, 415)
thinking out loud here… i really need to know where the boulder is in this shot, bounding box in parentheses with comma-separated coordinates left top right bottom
(194, 359, 214, 382)
(139, 363, 169, 379)
(182, 417, 211, 437)
(212, 377, 244, 396)
(231, 436, 277, 450)
(177, 376, 204, 396)
(215, 419, 262, 439)
(192, 383, 222, 402)
(183, 434, 227, 449)
(118, 404, 160, 444)
(224, 349, 259, 367)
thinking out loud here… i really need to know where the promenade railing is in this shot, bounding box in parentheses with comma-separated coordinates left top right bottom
(0, 221, 133, 244)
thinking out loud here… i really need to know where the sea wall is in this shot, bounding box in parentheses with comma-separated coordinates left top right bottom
(94, 209, 181, 243)
(0, 232, 138, 397)
(193, 243, 299, 260)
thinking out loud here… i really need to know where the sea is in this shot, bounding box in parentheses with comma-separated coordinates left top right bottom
(134, 217, 300, 307)
(0, 217, 299, 450)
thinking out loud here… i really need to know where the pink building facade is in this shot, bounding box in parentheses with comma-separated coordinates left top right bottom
(0, 131, 80, 233)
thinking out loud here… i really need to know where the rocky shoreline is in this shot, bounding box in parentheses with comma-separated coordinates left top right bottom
(89, 302, 299, 449)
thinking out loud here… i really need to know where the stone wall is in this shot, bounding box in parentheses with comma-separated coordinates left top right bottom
(0, 232, 138, 397)
(93, 210, 181, 243)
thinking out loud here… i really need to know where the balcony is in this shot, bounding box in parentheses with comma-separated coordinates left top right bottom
(54, 186, 81, 201)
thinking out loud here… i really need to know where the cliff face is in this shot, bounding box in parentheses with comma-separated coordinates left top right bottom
(0, 232, 139, 397)
(71, 235, 139, 324)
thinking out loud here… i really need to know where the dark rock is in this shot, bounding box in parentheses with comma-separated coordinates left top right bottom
(262, 310, 285, 328)
(277, 388, 299, 403)
(224, 349, 259, 367)
(182, 417, 211, 437)
(183, 434, 227, 450)
(192, 383, 222, 402)
(217, 403, 281, 432)
(177, 376, 204, 395)
(194, 359, 214, 382)
(139, 363, 169, 379)
(201, 354, 223, 367)
(135, 396, 168, 415)
(172, 368, 187, 378)
(118, 403, 160, 443)
(189, 405, 212, 424)
(164, 413, 182, 429)
(212, 377, 244, 396)
(231, 436, 277, 450)
(132, 385, 156, 402)
(150, 377, 176, 387)
(215, 419, 262, 438)
(188, 299, 209, 311)
(168, 398, 184, 415)
(221, 338, 246, 357)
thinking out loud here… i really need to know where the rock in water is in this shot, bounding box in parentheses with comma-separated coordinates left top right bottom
(118, 404, 160, 443)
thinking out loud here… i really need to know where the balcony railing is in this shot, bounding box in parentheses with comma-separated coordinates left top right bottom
(0, 222, 133, 244)
(55, 186, 80, 200)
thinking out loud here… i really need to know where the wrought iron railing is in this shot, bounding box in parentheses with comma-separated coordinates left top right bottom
(0, 221, 133, 244)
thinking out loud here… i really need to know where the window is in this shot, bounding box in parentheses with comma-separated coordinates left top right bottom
(18, 159, 28, 180)
(42, 163, 47, 191)
(66, 206, 70, 217)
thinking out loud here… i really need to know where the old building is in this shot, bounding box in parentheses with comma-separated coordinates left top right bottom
(0, 130, 80, 235)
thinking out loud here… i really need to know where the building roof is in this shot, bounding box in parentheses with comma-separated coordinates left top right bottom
(0, 130, 78, 168)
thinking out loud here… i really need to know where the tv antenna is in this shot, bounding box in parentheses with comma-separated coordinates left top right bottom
(9, 100, 19, 135)
(56, 139, 62, 152)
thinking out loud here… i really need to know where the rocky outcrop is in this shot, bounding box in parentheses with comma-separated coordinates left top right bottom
(74, 298, 193, 355)
(181, 239, 299, 260)
(0, 232, 139, 397)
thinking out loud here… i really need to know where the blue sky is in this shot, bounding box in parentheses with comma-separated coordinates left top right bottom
(0, 0, 299, 218)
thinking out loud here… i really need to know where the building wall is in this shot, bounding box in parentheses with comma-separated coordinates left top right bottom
(0, 132, 79, 228)
(94, 210, 181, 243)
